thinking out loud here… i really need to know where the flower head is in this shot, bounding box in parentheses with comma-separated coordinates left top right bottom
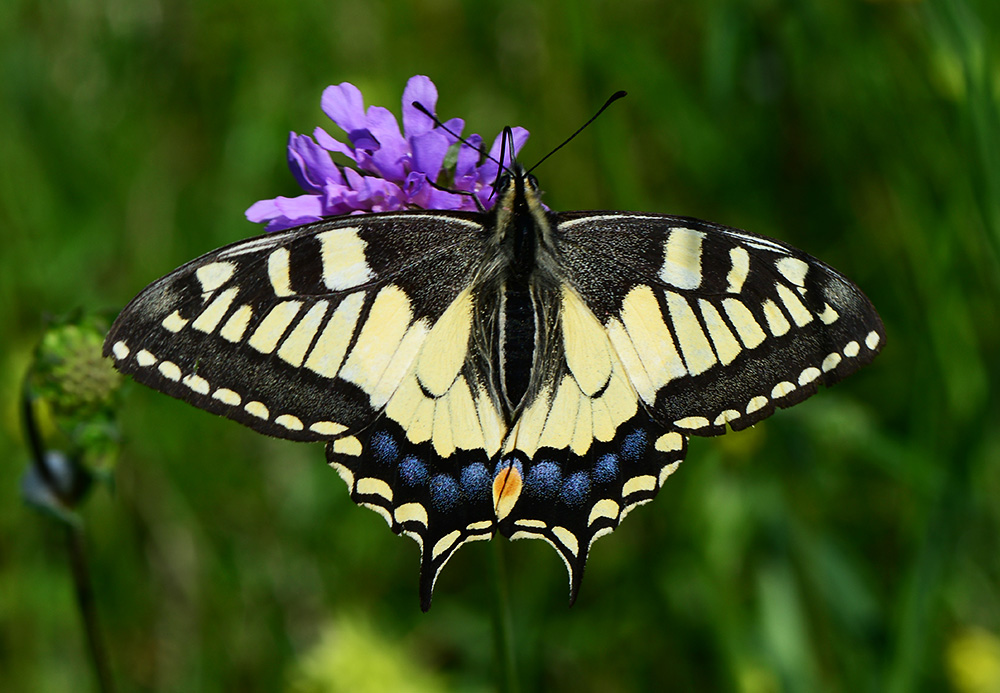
(247, 76, 530, 231)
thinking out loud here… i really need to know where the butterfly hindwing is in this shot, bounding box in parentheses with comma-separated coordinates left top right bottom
(487, 283, 689, 602)
(554, 212, 885, 436)
(325, 328, 509, 611)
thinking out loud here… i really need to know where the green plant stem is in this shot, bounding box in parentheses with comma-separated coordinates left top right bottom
(490, 541, 518, 693)
(66, 524, 115, 693)
(22, 382, 115, 693)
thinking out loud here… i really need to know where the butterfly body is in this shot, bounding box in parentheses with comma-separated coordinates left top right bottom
(105, 166, 883, 610)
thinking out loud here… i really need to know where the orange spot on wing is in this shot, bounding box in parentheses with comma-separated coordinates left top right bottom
(492, 464, 523, 520)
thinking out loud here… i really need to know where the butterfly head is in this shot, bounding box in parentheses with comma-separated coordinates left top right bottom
(492, 164, 547, 239)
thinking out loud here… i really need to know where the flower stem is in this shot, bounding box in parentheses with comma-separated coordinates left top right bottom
(22, 382, 115, 693)
(66, 523, 115, 693)
(490, 540, 519, 693)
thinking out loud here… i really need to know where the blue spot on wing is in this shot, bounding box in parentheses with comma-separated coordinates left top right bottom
(526, 461, 561, 499)
(620, 429, 647, 463)
(430, 474, 461, 512)
(561, 471, 591, 507)
(370, 431, 399, 465)
(593, 454, 619, 484)
(461, 463, 490, 502)
(400, 456, 428, 486)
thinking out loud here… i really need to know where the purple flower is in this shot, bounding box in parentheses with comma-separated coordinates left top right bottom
(246, 76, 530, 231)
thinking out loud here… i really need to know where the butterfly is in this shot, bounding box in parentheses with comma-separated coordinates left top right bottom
(104, 160, 884, 610)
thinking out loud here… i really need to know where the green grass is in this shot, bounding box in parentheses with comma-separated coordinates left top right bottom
(2, 0, 999, 691)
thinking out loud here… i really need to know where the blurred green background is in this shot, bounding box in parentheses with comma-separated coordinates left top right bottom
(2, 0, 999, 691)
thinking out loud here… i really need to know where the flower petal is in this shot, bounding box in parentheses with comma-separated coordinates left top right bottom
(287, 133, 342, 193)
(364, 106, 409, 179)
(321, 82, 367, 135)
(455, 133, 484, 186)
(313, 127, 358, 160)
(246, 195, 325, 231)
(402, 75, 438, 138)
(409, 130, 450, 182)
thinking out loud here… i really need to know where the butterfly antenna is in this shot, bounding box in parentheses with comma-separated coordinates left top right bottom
(527, 90, 627, 174)
(411, 101, 506, 171)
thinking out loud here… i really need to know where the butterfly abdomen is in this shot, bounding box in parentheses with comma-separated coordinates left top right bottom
(497, 282, 536, 411)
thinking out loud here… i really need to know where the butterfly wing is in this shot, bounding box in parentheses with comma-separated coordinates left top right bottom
(485, 281, 686, 603)
(104, 212, 509, 610)
(553, 212, 885, 435)
(488, 210, 885, 603)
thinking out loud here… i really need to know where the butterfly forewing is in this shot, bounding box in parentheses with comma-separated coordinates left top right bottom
(553, 212, 885, 436)
(106, 212, 489, 440)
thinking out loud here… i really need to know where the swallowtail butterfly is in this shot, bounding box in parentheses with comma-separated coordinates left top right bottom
(105, 159, 884, 610)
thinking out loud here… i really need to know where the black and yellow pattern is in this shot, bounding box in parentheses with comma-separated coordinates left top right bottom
(105, 165, 884, 610)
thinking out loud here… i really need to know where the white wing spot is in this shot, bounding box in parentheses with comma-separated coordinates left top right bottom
(248, 301, 303, 354)
(516, 519, 547, 530)
(212, 388, 241, 406)
(162, 310, 189, 333)
(267, 247, 294, 297)
(658, 461, 682, 486)
(112, 341, 129, 360)
(798, 367, 821, 386)
(317, 228, 374, 291)
(181, 373, 210, 395)
(362, 503, 393, 527)
(659, 227, 705, 290)
(666, 292, 716, 375)
(275, 414, 303, 431)
(714, 409, 741, 426)
(762, 299, 791, 337)
(244, 401, 269, 419)
(776, 284, 813, 327)
(193, 287, 240, 334)
(304, 292, 366, 379)
(195, 262, 236, 293)
(158, 361, 181, 381)
(587, 499, 620, 526)
(699, 299, 742, 365)
(723, 298, 767, 349)
(822, 352, 842, 372)
(217, 236, 278, 259)
(776, 257, 809, 287)
(746, 395, 768, 414)
(726, 246, 750, 293)
(309, 420, 347, 436)
(332, 436, 362, 456)
(655, 431, 684, 452)
(278, 301, 328, 367)
(329, 461, 355, 488)
(552, 526, 580, 556)
(674, 416, 710, 430)
(395, 503, 429, 527)
(136, 349, 157, 367)
(357, 477, 393, 502)
(622, 475, 657, 497)
(818, 303, 839, 325)
(771, 381, 795, 399)
(432, 530, 461, 560)
(865, 330, 881, 350)
(844, 341, 861, 358)
(219, 304, 253, 342)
